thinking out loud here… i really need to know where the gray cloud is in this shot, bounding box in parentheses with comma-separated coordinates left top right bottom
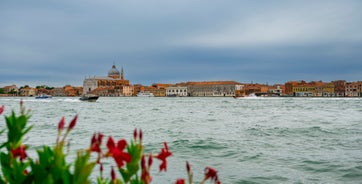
(1, 0, 361, 87)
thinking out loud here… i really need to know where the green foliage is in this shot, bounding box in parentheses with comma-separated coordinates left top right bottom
(120, 141, 142, 182)
(73, 151, 96, 184)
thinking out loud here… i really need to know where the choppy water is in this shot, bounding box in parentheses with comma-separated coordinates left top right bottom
(1, 97, 362, 183)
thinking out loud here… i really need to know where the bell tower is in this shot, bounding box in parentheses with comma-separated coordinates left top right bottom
(121, 65, 124, 80)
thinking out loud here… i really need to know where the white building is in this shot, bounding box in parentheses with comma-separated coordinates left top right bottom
(166, 86, 188, 97)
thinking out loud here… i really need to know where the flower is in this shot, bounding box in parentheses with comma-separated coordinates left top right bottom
(186, 161, 191, 173)
(204, 167, 221, 184)
(175, 179, 186, 184)
(111, 166, 116, 182)
(0, 105, 4, 115)
(11, 145, 27, 161)
(156, 142, 172, 172)
(90, 132, 104, 153)
(133, 128, 138, 140)
(67, 115, 78, 131)
(141, 155, 152, 184)
(58, 117, 65, 132)
(106, 136, 132, 168)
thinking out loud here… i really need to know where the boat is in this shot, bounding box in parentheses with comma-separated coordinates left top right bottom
(233, 93, 258, 99)
(137, 91, 154, 97)
(79, 94, 99, 102)
(35, 94, 52, 99)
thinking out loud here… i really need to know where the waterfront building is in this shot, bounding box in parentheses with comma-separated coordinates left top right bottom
(19, 87, 37, 96)
(52, 87, 66, 96)
(291, 81, 315, 97)
(332, 80, 346, 97)
(166, 86, 188, 97)
(64, 85, 83, 96)
(243, 83, 262, 96)
(345, 81, 362, 97)
(82, 64, 134, 96)
(289, 81, 334, 97)
(176, 81, 241, 97)
(268, 85, 283, 96)
(2, 85, 18, 95)
(285, 81, 300, 96)
(313, 81, 334, 97)
(144, 84, 172, 97)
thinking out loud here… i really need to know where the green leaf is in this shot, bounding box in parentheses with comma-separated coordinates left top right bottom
(73, 151, 96, 184)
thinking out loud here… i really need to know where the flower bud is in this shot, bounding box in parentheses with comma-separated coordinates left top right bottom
(186, 161, 191, 173)
(111, 167, 116, 181)
(68, 115, 78, 131)
(134, 128, 138, 140)
(58, 117, 65, 131)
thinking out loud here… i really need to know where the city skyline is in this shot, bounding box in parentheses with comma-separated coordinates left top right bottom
(1, 0, 362, 87)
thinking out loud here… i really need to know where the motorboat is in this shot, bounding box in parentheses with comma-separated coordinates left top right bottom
(79, 94, 99, 102)
(35, 94, 52, 99)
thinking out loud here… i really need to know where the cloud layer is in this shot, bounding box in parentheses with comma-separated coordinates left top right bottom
(1, 0, 361, 86)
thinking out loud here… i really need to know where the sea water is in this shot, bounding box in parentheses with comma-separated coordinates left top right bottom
(0, 97, 361, 183)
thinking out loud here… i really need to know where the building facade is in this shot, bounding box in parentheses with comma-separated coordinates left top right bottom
(333, 80, 346, 97)
(83, 64, 134, 96)
(166, 86, 188, 97)
(177, 81, 241, 97)
(3, 85, 18, 95)
(345, 81, 362, 97)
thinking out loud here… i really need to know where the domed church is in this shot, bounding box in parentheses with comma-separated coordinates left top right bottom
(82, 64, 134, 96)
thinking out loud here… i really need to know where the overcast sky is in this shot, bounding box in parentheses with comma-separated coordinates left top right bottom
(1, 0, 361, 87)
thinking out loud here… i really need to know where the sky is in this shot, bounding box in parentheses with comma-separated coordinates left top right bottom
(1, 0, 361, 87)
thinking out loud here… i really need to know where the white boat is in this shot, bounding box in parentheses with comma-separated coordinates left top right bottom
(137, 91, 154, 97)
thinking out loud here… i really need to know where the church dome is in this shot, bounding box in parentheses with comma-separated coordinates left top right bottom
(108, 64, 120, 77)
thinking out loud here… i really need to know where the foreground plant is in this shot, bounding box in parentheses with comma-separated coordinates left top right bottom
(0, 102, 221, 184)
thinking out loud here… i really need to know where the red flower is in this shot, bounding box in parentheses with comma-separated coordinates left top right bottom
(204, 167, 220, 184)
(11, 145, 27, 161)
(0, 105, 4, 115)
(156, 142, 172, 172)
(106, 136, 132, 168)
(175, 179, 186, 184)
(90, 132, 104, 153)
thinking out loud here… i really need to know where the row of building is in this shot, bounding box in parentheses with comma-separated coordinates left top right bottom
(1, 65, 361, 97)
(0, 85, 83, 97)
